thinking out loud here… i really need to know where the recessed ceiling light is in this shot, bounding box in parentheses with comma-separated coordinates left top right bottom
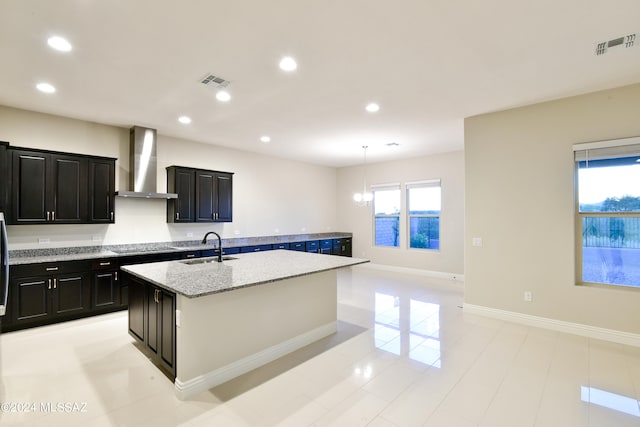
(36, 82, 56, 93)
(47, 36, 72, 52)
(366, 103, 380, 113)
(260, 136, 271, 143)
(178, 116, 191, 124)
(216, 90, 231, 102)
(279, 56, 297, 72)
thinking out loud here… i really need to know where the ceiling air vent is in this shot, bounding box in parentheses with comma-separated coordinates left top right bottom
(595, 33, 637, 55)
(200, 73, 231, 88)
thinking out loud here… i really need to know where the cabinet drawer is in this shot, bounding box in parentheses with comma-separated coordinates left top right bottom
(11, 260, 91, 278)
(305, 240, 319, 252)
(91, 258, 119, 270)
(240, 244, 273, 253)
(289, 242, 305, 251)
(221, 247, 240, 255)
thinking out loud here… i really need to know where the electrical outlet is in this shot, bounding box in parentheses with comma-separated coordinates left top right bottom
(524, 291, 533, 302)
(186, 232, 193, 237)
(38, 238, 50, 244)
(472, 237, 483, 247)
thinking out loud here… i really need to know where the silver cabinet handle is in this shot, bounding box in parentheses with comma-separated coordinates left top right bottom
(53, 278, 57, 289)
(99, 262, 111, 266)
(115, 271, 118, 281)
(111, 211, 114, 221)
(48, 279, 52, 290)
(52, 211, 55, 221)
(47, 211, 51, 221)
(176, 212, 180, 220)
(186, 254, 195, 258)
(46, 267, 59, 272)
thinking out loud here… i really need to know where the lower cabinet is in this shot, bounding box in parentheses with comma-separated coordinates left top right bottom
(8, 262, 91, 329)
(92, 259, 121, 309)
(126, 273, 176, 380)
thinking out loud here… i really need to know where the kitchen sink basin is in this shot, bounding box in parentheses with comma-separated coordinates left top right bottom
(180, 257, 237, 265)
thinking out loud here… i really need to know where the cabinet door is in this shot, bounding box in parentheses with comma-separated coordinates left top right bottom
(0, 143, 8, 213)
(127, 276, 145, 342)
(51, 273, 90, 315)
(195, 170, 215, 222)
(49, 154, 88, 223)
(168, 168, 196, 222)
(12, 276, 49, 322)
(146, 287, 159, 355)
(11, 150, 47, 223)
(159, 290, 175, 372)
(89, 159, 115, 223)
(215, 173, 233, 222)
(93, 270, 119, 308)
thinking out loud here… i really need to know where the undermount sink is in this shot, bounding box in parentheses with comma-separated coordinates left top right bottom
(181, 256, 237, 265)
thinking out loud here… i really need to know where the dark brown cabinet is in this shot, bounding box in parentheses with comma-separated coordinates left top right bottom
(167, 166, 233, 223)
(125, 273, 176, 379)
(166, 167, 195, 222)
(89, 158, 115, 223)
(8, 261, 91, 328)
(8, 147, 115, 225)
(91, 259, 120, 309)
(196, 170, 233, 222)
(0, 141, 8, 212)
(11, 149, 88, 224)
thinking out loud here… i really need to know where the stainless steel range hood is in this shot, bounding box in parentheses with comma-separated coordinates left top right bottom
(116, 126, 177, 199)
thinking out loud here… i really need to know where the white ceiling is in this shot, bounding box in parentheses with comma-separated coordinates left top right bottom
(1, 1, 639, 167)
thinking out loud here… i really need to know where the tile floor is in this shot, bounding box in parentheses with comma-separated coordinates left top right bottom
(1, 266, 640, 426)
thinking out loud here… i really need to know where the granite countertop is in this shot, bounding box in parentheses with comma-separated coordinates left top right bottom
(121, 250, 369, 298)
(8, 233, 353, 266)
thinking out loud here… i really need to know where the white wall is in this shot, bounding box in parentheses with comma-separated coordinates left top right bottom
(464, 83, 640, 334)
(1, 106, 338, 249)
(336, 150, 465, 276)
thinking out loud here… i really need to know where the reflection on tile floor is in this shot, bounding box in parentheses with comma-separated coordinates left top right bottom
(2, 266, 640, 426)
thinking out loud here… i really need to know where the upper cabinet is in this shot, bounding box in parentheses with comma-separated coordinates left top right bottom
(89, 158, 116, 223)
(167, 166, 233, 223)
(0, 142, 8, 212)
(166, 167, 195, 222)
(7, 146, 115, 225)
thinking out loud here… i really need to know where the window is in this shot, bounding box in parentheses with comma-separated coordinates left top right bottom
(373, 185, 400, 247)
(407, 180, 441, 250)
(574, 138, 640, 287)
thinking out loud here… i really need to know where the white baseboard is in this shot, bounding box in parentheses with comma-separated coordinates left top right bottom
(463, 304, 640, 347)
(357, 262, 464, 282)
(174, 321, 337, 400)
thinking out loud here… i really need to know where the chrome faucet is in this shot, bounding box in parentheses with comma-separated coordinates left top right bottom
(202, 231, 223, 262)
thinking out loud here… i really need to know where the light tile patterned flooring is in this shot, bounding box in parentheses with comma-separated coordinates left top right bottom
(2, 266, 640, 426)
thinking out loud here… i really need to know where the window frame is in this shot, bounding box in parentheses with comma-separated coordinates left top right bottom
(372, 184, 401, 248)
(573, 136, 640, 288)
(406, 180, 441, 251)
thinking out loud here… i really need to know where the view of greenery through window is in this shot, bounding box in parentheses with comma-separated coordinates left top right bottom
(578, 155, 640, 287)
(373, 183, 441, 250)
(408, 185, 441, 250)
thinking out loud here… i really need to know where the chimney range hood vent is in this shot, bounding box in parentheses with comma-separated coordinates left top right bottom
(115, 126, 178, 199)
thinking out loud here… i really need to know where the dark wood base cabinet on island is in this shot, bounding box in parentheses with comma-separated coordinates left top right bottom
(126, 273, 176, 380)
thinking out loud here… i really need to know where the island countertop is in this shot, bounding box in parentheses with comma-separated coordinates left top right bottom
(120, 250, 369, 298)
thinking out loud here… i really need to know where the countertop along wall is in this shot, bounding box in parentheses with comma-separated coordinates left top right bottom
(464, 82, 640, 337)
(0, 105, 338, 250)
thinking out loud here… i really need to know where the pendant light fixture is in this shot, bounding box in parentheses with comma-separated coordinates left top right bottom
(353, 145, 373, 205)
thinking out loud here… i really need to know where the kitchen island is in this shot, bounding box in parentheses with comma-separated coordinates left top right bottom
(120, 249, 368, 399)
